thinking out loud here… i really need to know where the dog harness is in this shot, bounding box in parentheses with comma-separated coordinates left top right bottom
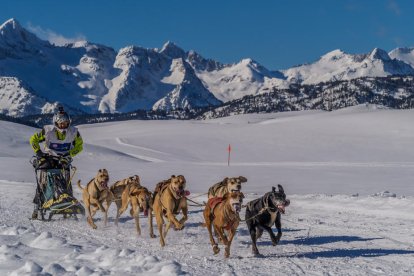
(158, 183, 181, 215)
(208, 197, 224, 211)
(207, 197, 238, 231)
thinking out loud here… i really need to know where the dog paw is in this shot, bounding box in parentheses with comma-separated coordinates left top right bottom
(271, 238, 280, 246)
(150, 234, 156, 238)
(175, 223, 184, 230)
(213, 245, 220, 255)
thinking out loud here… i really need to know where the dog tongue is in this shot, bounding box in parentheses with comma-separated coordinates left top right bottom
(278, 205, 286, 214)
(144, 210, 148, 217)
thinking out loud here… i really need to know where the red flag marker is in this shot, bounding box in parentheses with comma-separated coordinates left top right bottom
(227, 144, 231, 166)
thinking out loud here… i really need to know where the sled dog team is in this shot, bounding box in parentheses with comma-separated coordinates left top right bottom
(77, 170, 290, 257)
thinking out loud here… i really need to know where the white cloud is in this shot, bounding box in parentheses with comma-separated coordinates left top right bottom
(27, 22, 86, 46)
(387, 0, 401, 16)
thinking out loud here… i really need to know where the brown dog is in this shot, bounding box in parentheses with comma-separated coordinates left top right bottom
(77, 169, 111, 229)
(117, 182, 155, 238)
(110, 175, 141, 196)
(152, 175, 188, 247)
(204, 191, 245, 258)
(208, 176, 247, 199)
(110, 175, 141, 219)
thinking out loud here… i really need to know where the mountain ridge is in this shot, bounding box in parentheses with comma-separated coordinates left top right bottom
(1, 18, 414, 117)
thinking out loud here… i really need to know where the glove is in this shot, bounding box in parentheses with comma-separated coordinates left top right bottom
(60, 155, 72, 166)
(36, 150, 46, 158)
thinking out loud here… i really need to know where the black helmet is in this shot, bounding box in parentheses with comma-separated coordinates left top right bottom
(53, 106, 71, 131)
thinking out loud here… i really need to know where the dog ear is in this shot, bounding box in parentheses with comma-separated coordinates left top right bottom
(278, 184, 284, 194)
(238, 176, 248, 183)
(223, 177, 229, 184)
(99, 169, 102, 173)
(272, 186, 276, 193)
(171, 175, 176, 178)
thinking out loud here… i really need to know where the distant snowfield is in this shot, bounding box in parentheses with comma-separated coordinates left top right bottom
(1, 106, 414, 275)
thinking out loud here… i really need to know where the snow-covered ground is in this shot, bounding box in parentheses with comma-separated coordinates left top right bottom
(1, 105, 414, 275)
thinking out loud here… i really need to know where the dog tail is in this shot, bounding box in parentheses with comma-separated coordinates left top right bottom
(77, 180, 84, 190)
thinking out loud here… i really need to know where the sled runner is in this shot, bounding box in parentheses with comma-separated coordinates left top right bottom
(30, 155, 85, 221)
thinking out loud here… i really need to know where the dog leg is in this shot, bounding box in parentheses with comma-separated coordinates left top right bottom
(87, 205, 98, 229)
(89, 196, 105, 212)
(203, 208, 219, 255)
(154, 204, 165, 246)
(256, 227, 264, 240)
(157, 215, 165, 247)
(103, 200, 111, 227)
(85, 198, 98, 230)
(166, 210, 183, 230)
(225, 227, 237, 258)
(216, 227, 228, 255)
(115, 201, 122, 226)
(131, 197, 141, 235)
(262, 225, 279, 246)
(149, 208, 155, 238)
(164, 219, 172, 238)
(273, 212, 282, 245)
(178, 203, 188, 227)
(246, 213, 263, 256)
(247, 224, 260, 255)
(119, 187, 130, 214)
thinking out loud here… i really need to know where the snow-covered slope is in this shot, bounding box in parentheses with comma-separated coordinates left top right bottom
(0, 19, 119, 114)
(389, 47, 414, 68)
(100, 45, 221, 113)
(0, 20, 222, 116)
(196, 58, 288, 102)
(283, 48, 414, 84)
(153, 59, 222, 111)
(0, 108, 414, 274)
(0, 77, 58, 116)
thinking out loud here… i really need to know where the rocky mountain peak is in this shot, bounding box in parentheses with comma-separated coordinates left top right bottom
(368, 48, 391, 61)
(160, 41, 186, 59)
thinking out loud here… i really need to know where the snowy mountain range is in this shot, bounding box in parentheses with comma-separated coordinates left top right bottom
(1, 18, 414, 117)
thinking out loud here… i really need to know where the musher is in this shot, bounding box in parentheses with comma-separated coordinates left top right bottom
(29, 106, 83, 219)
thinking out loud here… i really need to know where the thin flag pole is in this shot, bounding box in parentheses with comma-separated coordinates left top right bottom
(227, 144, 231, 166)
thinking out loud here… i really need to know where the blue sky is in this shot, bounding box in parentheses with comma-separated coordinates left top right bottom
(1, 0, 413, 69)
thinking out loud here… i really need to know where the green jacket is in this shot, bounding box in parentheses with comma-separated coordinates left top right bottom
(30, 126, 83, 157)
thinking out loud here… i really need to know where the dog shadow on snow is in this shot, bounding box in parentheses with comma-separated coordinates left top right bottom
(293, 248, 414, 259)
(238, 227, 304, 237)
(94, 217, 203, 229)
(243, 234, 414, 259)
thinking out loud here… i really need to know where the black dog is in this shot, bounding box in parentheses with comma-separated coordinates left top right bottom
(245, 185, 290, 255)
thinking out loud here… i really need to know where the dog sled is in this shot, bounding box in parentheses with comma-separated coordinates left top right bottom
(30, 155, 85, 221)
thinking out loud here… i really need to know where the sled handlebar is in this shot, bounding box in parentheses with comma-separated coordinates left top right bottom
(30, 155, 73, 170)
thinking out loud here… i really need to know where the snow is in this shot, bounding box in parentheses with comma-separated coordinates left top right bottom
(389, 47, 414, 68)
(196, 59, 288, 102)
(1, 107, 414, 275)
(283, 48, 414, 84)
